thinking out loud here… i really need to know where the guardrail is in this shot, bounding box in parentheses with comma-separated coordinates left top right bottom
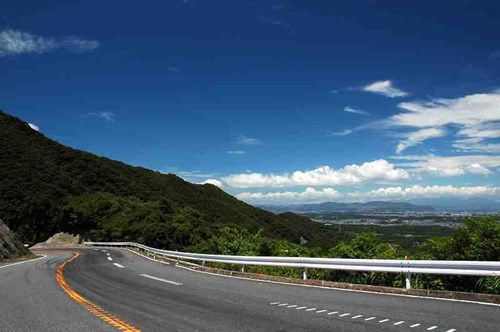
(84, 241, 500, 289)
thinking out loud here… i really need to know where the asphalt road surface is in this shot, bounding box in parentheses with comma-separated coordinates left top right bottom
(1, 248, 499, 331)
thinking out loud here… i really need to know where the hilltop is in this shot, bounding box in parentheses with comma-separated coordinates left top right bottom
(0, 110, 339, 249)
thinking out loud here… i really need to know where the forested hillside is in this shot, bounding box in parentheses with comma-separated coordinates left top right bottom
(0, 110, 340, 248)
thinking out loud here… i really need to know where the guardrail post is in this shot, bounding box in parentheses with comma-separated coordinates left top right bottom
(405, 273, 412, 290)
(202, 260, 205, 267)
(303, 267, 308, 280)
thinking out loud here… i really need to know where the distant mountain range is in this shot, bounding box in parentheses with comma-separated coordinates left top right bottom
(260, 201, 436, 213)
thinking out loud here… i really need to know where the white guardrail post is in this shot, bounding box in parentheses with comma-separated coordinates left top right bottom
(83, 241, 500, 290)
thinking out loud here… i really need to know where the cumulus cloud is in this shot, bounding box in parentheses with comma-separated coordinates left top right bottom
(0, 29, 99, 57)
(202, 179, 223, 187)
(347, 185, 500, 200)
(28, 123, 39, 131)
(222, 159, 409, 188)
(343, 106, 369, 116)
(392, 154, 499, 177)
(362, 80, 409, 98)
(385, 92, 500, 153)
(396, 127, 446, 154)
(237, 135, 262, 145)
(237, 187, 339, 203)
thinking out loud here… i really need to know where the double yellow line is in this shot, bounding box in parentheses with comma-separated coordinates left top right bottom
(56, 252, 141, 332)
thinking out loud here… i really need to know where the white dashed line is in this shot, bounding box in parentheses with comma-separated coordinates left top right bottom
(139, 274, 183, 286)
(270, 302, 280, 305)
(287, 305, 297, 308)
(427, 327, 438, 331)
(113, 263, 124, 268)
(394, 321, 405, 326)
(352, 315, 363, 319)
(316, 310, 327, 314)
(306, 308, 317, 312)
(444, 329, 456, 332)
(107, 256, 113, 261)
(339, 313, 351, 317)
(278, 303, 289, 307)
(328, 311, 339, 315)
(365, 317, 376, 321)
(296, 306, 307, 310)
(106, 253, 110, 256)
(410, 324, 421, 328)
(379, 319, 390, 323)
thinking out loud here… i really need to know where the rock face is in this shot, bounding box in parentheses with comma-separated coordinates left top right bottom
(31, 232, 82, 249)
(0, 219, 29, 260)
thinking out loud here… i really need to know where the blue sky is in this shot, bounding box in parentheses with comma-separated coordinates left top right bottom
(1, 0, 499, 205)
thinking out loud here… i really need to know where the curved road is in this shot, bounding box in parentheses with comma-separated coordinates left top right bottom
(1, 248, 499, 331)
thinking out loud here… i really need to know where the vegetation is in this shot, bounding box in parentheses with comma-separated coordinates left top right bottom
(1, 111, 498, 294)
(0, 110, 340, 247)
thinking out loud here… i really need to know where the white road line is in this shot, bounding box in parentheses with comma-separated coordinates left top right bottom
(339, 313, 351, 317)
(316, 310, 327, 314)
(106, 253, 110, 256)
(379, 319, 390, 323)
(444, 329, 456, 332)
(278, 303, 289, 307)
(306, 308, 317, 312)
(410, 324, 421, 328)
(328, 311, 339, 315)
(365, 317, 376, 321)
(296, 306, 307, 310)
(287, 305, 297, 308)
(352, 315, 363, 319)
(427, 327, 438, 331)
(102, 250, 107, 253)
(107, 256, 113, 261)
(140, 274, 183, 286)
(394, 321, 405, 326)
(0, 255, 47, 269)
(270, 302, 280, 305)
(113, 263, 124, 268)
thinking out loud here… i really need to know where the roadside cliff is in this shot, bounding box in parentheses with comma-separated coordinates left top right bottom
(0, 219, 30, 260)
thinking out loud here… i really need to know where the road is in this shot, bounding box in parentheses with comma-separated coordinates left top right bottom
(1, 248, 499, 331)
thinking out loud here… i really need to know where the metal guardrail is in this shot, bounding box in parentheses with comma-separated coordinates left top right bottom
(84, 241, 500, 289)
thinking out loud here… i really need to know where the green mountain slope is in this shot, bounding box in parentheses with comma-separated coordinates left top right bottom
(0, 110, 339, 248)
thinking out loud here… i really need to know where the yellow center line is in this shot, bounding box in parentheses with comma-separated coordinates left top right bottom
(56, 252, 141, 332)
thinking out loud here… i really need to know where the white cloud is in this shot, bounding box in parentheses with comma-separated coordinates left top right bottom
(202, 179, 223, 187)
(328, 129, 353, 136)
(222, 159, 409, 188)
(87, 112, 115, 122)
(362, 80, 409, 98)
(348, 185, 500, 200)
(237, 187, 339, 203)
(28, 123, 39, 131)
(392, 154, 499, 177)
(343, 106, 369, 116)
(237, 135, 262, 145)
(226, 150, 245, 155)
(466, 163, 492, 175)
(384, 92, 500, 153)
(0, 29, 99, 56)
(396, 127, 446, 153)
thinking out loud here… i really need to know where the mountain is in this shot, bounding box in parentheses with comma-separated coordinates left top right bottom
(0, 110, 340, 248)
(260, 201, 435, 213)
(0, 219, 29, 260)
